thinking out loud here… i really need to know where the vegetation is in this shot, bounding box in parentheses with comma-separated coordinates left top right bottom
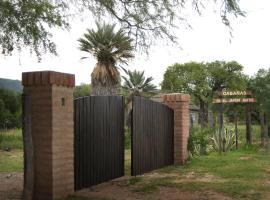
(0, 88, 22, 129)
(78, 23, 134, 95)
(0, 129, 23, 150)
(0, 78, 22, 92)
(74, 83, 91, 98)
(211, 127, 235, 153)
(122, 69, 157, 99)
(0, 0, 68, 59)
(0, 149, 23, 172)
(161, 61, 246, 127)
(132, 146, 270, 199)
(0, 1, 244, 58)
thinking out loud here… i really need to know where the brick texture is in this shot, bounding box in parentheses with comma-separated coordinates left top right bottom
(163, 93, 190, 165)
(22, 71, 75, 200)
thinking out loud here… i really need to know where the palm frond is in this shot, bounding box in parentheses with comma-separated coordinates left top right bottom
(122, 69, 157, 97)
(78, 22, 134, 65)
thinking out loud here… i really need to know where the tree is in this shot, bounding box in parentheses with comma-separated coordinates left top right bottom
(161, 61, 246, 127)
(122, 69, 157, 100)
(0, 0, 68, 60)
(1, 0, 244, 58)
(207, 61, 247, 130)
(74, 83, 91, 98)
(81, 0, 245, 52)
(162, 62, 210, 127)
(0, 88, 22, 129)
(249, 69, 270, 148)
(122, 69, 157, 127)
(78, 23, 134, 95)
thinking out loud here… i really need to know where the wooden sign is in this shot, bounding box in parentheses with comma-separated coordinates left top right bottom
(218, 91, 252, 96)
(213, 98, 256, 104)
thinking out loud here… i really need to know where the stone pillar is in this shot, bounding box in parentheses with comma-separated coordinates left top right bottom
(22, 71, 75, 200)
(163, 93, 190, 165)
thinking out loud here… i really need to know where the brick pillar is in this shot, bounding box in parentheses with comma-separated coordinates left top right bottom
(22, 71, 75, 200)
(163, 93, 190, 165)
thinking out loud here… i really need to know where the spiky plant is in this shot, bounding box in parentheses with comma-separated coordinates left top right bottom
(122, 69, 157, 127)
(211, 127, 235, 153)
(122, 69, 157, 100)
(78, 22, 134, 95)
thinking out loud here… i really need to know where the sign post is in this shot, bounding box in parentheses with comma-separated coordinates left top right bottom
(213, 90, 256, 147)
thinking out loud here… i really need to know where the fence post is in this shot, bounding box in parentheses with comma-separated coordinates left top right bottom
(22, 71, 75, 200)
(163, 93, 190, 165)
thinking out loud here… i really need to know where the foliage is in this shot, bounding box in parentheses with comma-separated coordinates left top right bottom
(78, 23, 134, 66)
(211, 127, 235, 153)
(0, 88, 22, 129)
(74, 83, 91, 98)
(188, 126, 212, 156)
(249, 68, 270, 111)
(161, 61, 246, 126)
(1, 0, 244, 58)
(81, 0, 245, 52)
(0, 0, 68, 60)
(122, 69, 157, 98)
(78, 22, 134, 95)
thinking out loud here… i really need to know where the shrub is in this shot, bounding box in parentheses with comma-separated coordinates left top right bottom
(188, 126, 212, 156)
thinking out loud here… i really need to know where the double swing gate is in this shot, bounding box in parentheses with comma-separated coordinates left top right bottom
(74, 96, 174, 190)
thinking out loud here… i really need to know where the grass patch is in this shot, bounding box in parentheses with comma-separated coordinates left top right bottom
(134, 146, 270, 199)
(133, 177, 175, 194)
(0, 149, 23, 172)
(128, 176, 143, 185)
(0, 128, 23, 150)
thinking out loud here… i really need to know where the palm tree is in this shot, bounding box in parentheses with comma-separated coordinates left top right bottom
(122, 69, 157, 101)
(78, 23, 134, 95)
(122, 69, 157, 127)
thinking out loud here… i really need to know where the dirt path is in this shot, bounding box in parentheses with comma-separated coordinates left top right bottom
(0, 172, 23, 200)
(73, 176, 232, 200)
(0, 172, 232, 200)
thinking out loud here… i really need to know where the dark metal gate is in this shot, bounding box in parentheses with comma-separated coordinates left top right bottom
(131, 96, 174, 176)
(74, 96, 124, 190)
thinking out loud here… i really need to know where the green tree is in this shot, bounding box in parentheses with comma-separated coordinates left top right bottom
(162, 62, 210, 127)
(81, 0, 244, 52)
(249, 69, 270, 147)
(0, 88, 22, 129)
(74, 83, 91, 98)
(1, 0, 244, 58)
(0, 0, 68, 60)
(161, 61, 246, 127)
(78, 23, 134, 95)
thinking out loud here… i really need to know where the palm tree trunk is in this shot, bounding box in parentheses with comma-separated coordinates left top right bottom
(91, 83, 119, 96)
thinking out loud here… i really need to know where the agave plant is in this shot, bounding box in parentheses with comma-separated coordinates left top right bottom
(78, 22, 134, 95)
(211, 127, 235, 153)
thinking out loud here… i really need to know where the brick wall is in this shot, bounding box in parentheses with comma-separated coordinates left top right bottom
(163, 93, 190, 165)
(22, 71, 75, 200)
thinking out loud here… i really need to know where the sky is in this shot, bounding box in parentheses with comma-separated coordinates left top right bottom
(1, 1, 270, 87)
